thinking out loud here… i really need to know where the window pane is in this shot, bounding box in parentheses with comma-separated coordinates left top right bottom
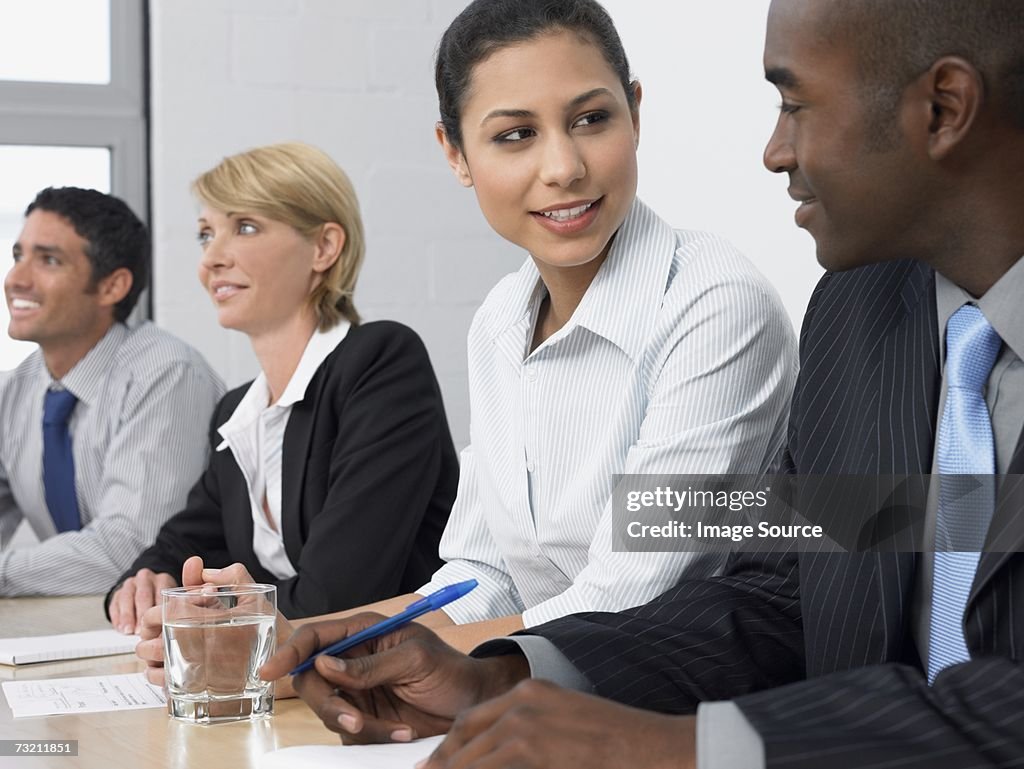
(0, 0, 110, 84)
(0, 145, 111, 371)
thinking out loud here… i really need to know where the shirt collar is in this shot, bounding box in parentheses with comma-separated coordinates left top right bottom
(277, 319, 350, 407)
(483, 198, 675, 365)
(936, 255, 1024, 363)
(53, 322, 128, 405)
(217, 320, 351, 447)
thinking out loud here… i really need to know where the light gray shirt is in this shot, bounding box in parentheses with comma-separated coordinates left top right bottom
(0, 321, 224, 595)
(912, 261, 1024, 663)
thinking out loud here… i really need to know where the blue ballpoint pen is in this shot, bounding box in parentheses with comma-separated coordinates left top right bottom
(288, 579, 478, 675)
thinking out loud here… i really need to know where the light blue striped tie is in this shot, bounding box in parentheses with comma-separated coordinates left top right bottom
(928, 304, 1002, 683)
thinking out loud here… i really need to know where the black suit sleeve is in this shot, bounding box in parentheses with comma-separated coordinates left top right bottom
(734, 659, 1024, 768)
(273, 323, 450, 618)
(525, 549, 805, 712)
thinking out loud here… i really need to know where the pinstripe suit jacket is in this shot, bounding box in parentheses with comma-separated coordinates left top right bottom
(529, 260, 1024, 768)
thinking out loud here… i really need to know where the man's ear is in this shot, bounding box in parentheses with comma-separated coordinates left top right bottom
(436, 123, 473, 187)
(920, 56, 983, 160)
(630, 80, 642, 149)
(96, 267, 133, 309)
(312, 223, 345, 274)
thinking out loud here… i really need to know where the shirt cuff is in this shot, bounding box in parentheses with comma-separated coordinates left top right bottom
(472, 636, 594, 693)
(696, 701, 765, 769)
(419, 562, 523, 624)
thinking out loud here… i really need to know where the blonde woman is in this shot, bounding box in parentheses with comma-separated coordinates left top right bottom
(106, 143, 457, 630)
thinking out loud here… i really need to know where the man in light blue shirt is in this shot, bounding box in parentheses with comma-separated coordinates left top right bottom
(0, 187, 223, 596)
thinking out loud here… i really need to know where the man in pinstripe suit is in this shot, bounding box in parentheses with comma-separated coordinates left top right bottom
(265, 1, 1024, 766)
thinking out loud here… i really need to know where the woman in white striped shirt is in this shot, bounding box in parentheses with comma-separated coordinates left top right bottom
(195, 0, 796, 667)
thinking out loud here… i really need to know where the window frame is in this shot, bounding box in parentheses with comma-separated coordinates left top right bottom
(0, 0, 148, 259)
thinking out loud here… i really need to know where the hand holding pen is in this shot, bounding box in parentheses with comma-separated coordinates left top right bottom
(289, 580, 478, 675)
(259, 580, 531, 743)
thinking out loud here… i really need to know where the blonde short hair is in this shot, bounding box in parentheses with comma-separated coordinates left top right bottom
(192, 142, 365, 329)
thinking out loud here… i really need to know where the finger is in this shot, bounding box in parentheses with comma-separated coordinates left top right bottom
(132, 572, 159, 634)
(181, 555, 205, 587)
(291, 662, 416, 744)
(275, 614, 295, 645)
(293, 671, 364, 737)
(111, 579, 136, 634)
(320, 636, 440, 693)
(288, 666, 384, 740)
(424, 696, 512, 767)
(259, 614, 388, 681)
(260, 624, 326, 680)
(340, 712, 418, 745)
(204, 561, 256, 585)
(144, 666, 165, 688)
(138, 604, 163, 641)
(136, 637, 164, 665)
(144, 573, 178, 633)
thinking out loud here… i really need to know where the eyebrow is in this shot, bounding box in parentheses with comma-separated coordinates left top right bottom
(12, 243, 65, 256)
(765, 67, 800, 89)
(197, 211, 243, 224)
(479, 87, 615, 125)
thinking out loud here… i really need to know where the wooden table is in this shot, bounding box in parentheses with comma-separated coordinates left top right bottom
(0, 596, 337, 769)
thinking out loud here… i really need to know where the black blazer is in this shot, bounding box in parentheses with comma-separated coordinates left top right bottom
(528, 261, 1024, 768)
(108, 321, 458, 619)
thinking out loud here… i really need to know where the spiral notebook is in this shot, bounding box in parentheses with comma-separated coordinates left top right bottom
(0, 629, 139, 666)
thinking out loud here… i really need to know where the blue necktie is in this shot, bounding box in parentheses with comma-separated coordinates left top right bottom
(928, 304, 1002, 682)
(42, 388, 82, 533)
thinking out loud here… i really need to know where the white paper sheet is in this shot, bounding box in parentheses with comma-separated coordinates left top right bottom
(260, 735, 445, 769)
(0, 629, 140, 665)
(2, 673, 166, 717)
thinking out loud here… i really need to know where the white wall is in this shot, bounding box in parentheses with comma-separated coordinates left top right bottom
(150, 0, 524, 448)
(602, 0, 820, 329)
(150, 1, 821, 449)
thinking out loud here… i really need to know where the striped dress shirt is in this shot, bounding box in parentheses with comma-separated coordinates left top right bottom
(420, 198, 797, 626)
(0, 321, 224, 595)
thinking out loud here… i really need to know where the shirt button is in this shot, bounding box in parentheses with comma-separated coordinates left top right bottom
(525, 368, 537, 381)
(527, 461, 536, 473)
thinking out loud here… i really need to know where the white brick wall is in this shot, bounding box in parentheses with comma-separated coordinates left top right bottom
(149, 0, 523, 448)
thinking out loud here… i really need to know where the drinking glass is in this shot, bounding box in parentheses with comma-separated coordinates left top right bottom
(162, 584, 277, 723)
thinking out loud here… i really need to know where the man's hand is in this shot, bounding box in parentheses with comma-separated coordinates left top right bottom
(109, 569, 177, 635)
(422, 680, 697, 769)
(260, 616, 530, 744)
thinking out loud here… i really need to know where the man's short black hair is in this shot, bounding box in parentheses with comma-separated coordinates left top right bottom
(823, 0, 1024, 137)
(25, 187, 149, 323)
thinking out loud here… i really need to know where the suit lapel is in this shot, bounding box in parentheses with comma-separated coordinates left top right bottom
(1009, 429, 1024, 473)
(280, 372, 321, 567)
(875, 261, 940, 476)
(972, 429, 1024, 598)
(872, 263, 939, 647)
